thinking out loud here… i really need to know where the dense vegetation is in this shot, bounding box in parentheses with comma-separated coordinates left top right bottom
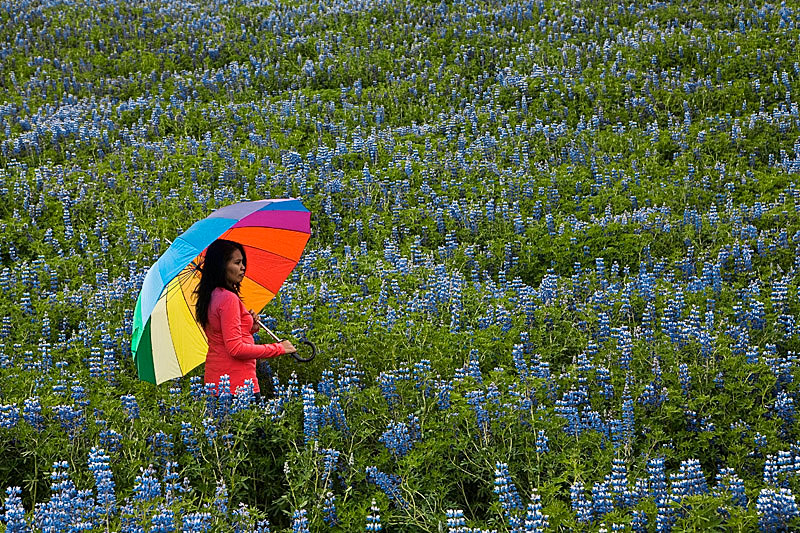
(1, 0, 800, 530)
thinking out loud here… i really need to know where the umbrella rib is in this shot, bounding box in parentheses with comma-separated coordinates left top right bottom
(239, 243, 304, 263)
(155, 283, 171, 304)
(217, 230, 308, 263)
(177, 266, 201, 283)
(244, 273, 278, 298)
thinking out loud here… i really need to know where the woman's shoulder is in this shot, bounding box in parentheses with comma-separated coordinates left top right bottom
(210, 287, 238, 305)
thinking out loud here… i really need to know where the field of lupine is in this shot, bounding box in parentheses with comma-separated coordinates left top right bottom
(1, 0, 800, 530)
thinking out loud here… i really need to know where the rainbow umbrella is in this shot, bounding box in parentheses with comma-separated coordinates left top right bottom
(131, 198, 311, 384)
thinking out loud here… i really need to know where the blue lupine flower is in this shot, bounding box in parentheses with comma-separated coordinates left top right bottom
(631, 509, 648, 532)
(120, 394, 140, 420)
(3, 486, 28, 533)
(232, 504, 257, 533)
(322, 396, 349, 435)
(763, 450, 798, 487)
(592, 480, 614, 518)
(88, 447, 115, 514)
(181, 422, 200, 458)
(366, 499, 382, 531)
(217, 375, 233, 419)
(621, 382, 635, 445)
(412, 360, 433, 397)
(678, 363, 691, 396)
(610, 458, 630, 507)
(319, 448, 340, 487)
(570, 481, 592, 524)
(773, 391, 795, 433)
(214, 480, 228, 516)
(445, 509, 466, 532)
(615, 326, 632, 370)
(494, 462, 523, 516)
(291, 508, 309, 533)
(466, 351, 483, 384)
(232, 380, 256, 412)
(535, 430, 549, 454)
(322, 492, 338, 526)
(151, 506, 176, 533)
(0, 404, 19, 428)
(164, 462, 182, 504)
(595, 366, 614, 399)
(522, 490, 548, 532)
(35, 460, 88, 531)
(133, 465, 161, 502)
(365, 466, 405, 508)
(302, 384, 319, 443)
(379, 418, 419, 458)
(182, 512, 212, 532)
(51, 404, 85, 438)
(670, 459, 708, 499)
(554, 397, 580, 437)
(337, 359, 364, 393)
(149, 430, 174, 465)
(465, 389, 490, 437)
(757, 488, 800, 532)
(377, 372, 400, 407)
(655, 493, 675, 533)
(715, 467, 747, 507)
(436, 379, 453, 410)
(512, 344, 528, 380)
(648, 457, 668, 499)
(597, 312, 610, 345)
(318, 369, 336, 398)
(203, 418, 217, 446)
(189, 377, 205, 401)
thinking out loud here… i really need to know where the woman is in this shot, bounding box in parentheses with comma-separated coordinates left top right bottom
(195, 239, 296, 395)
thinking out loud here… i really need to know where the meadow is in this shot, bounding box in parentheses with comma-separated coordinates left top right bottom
(1, 0, 800, 530)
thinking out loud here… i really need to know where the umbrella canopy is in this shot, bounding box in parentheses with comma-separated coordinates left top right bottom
(131, 198, 311, 384)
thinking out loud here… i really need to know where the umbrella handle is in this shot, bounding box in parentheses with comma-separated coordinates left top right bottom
(257, 319, 316, 363)
(291, 340, 317, 363)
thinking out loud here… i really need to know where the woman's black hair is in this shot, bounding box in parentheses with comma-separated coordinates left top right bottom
(194, 239, 247, 328)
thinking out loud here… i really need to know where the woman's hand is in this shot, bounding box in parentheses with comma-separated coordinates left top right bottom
(280, 340, 297, 354)
(249, 310, 260, 333)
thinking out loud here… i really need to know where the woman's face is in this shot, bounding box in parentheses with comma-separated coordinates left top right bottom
(225, 249, 246, 287)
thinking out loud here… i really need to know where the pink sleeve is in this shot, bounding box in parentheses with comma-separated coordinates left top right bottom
(218, 292, 286, 360)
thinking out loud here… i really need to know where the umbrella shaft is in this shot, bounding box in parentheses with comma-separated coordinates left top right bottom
(256, 319, 282, 343)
